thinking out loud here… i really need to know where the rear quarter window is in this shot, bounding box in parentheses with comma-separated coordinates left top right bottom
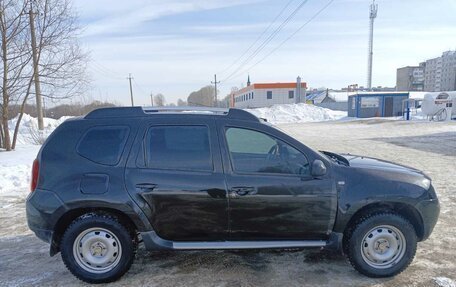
(145, 125, 212, 171)
(77, 126, 130, 165)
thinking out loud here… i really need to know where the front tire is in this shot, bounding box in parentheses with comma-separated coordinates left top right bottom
(60, 214, 136, 283)
(346, 213, 417, 277)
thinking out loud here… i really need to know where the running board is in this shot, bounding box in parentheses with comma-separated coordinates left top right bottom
(173, 240, 326, 250)
(140, 231, 328, 251)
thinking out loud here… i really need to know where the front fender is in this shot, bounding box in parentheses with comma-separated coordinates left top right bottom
(332, 166, 430, 233)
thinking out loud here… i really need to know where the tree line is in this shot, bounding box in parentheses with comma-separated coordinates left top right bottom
(149, 86, 230, 108)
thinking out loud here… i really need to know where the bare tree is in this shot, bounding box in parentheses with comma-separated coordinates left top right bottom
(187, 85, 215, 107)
(218, 94, 231, 108)
(177, 98, 186, 106)
(0, 0, 88, 150)
(153, 93, 165, 107)
(0, 0, 31, 150)
(33, 0, 88, 100)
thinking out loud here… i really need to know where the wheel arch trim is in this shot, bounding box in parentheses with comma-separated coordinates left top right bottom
(339, 201, 425, 241)
(50, 205, 145, 256)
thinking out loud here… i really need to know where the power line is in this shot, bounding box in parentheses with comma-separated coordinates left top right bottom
(132, 78, 148, 95)
(222, 0, 308, 82)
(221, 0, 310, 82)
(217, 0, 295, 76)
(89, 65, 123, 80)
(93, 61, 121, 76)
(225, 0, 335, 83)
(91, 61, 124, 80)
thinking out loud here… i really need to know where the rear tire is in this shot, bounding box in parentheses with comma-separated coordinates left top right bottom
(345, 213, 417, 277)
(60, 214, 136, 284)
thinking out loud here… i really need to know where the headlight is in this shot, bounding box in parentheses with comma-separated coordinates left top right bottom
(420, 178, 431, 190)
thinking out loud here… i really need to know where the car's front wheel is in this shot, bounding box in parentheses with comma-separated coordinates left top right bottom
(60, 213, 136, 283)
(346, 213, 417, 277)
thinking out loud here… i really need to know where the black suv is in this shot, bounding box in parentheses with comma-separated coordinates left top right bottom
(26, 107, 439, 283)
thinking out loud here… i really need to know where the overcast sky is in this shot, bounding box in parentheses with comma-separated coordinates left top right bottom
(74, 0, 456, 106)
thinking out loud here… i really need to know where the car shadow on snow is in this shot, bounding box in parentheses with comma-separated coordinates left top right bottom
(128, 248, 397, 286)
(0, 235, 398, 286)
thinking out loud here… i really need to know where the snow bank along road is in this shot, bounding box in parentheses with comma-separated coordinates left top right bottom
(1, 119, 455, 287)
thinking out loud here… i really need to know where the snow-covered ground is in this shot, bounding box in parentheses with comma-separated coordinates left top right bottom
(246, 103, 347, 124)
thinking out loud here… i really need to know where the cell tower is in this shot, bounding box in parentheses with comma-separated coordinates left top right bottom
(367, 0, 378, 90)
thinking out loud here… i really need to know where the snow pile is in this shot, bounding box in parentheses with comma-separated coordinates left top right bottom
(245, 103, 347, 124)
(0, 145, 41, 196)
(7, 114, 71, 145)
(1, 114, 69, 196)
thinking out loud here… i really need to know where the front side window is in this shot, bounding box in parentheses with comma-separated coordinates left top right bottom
(225, 127, 309, 175)
(289, 90, 294, 99)
(146, 126, 212, 171)
(267, 91, 272, 99)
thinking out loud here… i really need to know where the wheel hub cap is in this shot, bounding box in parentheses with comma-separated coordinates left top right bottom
(375, 239, 390, 254)
(73, 228, 122, 273)
(361, 225, 406, 269)
(91, 242, 107, 257)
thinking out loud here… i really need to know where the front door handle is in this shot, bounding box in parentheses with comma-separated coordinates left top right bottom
(231, 186, 256, 196)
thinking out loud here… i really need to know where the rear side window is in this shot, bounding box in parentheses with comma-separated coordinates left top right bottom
(146, 126, 212, 171)
(77, 126, 129, 165)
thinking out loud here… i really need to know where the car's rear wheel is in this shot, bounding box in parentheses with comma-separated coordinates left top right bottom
(346, 213, 417, 277)
(61, 214, 136, 283)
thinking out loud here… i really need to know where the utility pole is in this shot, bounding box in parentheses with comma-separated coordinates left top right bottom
(29, 2, 44, 130)
(127, 73, 134, 106)
(367, 0, 378, 90)
(150, 93, 154, 106)
(211, 74, 220, 107)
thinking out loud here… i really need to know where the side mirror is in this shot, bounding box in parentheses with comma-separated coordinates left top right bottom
(311, 159, 327, 177)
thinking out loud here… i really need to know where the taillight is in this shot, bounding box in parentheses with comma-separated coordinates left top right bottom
(31, 159, 39, 192)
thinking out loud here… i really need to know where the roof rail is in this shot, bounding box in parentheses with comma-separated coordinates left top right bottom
(227, 109, 259, 121)
(85, 107, 144, 119)
(85, 106, 259, 122)
(144, 106, 228, 114)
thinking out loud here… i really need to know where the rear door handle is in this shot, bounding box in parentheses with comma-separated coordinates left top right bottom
(135, 183, 157, 192)
(231, 186, 256, 196)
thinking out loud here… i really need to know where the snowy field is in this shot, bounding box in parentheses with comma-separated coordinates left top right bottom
(1, 107, 455, 286)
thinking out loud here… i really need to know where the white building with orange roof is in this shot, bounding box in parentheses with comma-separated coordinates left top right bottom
(231, 76, 307, 108)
